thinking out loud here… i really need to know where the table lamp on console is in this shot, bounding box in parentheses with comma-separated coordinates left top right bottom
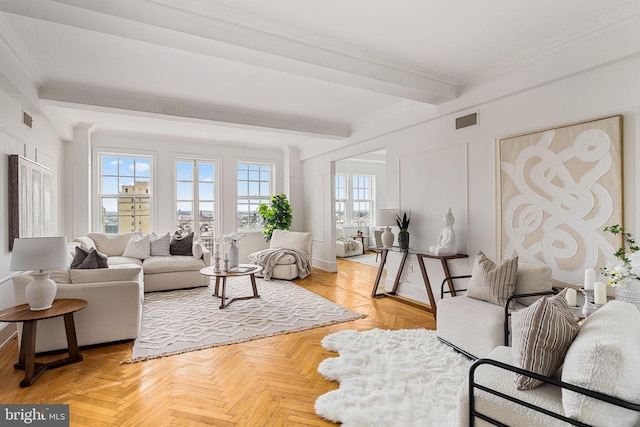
(376, 209, 397, 248)
(10, 236, 69, 311)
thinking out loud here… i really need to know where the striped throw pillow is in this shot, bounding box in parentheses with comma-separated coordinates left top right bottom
(512, 289, 579, 390)
(467, 251, 519, 306)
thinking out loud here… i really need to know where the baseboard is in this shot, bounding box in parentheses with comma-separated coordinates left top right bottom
(312, 257, 338, 273)
(0, 322, 17, 350)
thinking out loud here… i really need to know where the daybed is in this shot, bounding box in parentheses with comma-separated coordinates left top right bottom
(457, 300, 640, 426)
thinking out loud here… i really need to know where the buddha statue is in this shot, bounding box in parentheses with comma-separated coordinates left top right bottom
(429, 208, 457, 256)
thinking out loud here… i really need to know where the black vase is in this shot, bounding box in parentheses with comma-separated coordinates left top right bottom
(398, 231, 410, 250)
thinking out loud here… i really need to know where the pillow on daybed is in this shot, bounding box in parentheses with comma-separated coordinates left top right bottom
(467, 251, 519, 306)
(511, 289, 579, 390)
(561, 300, 640, 426)
(513, 263, 553, 306)
(122, 233, 151, 259)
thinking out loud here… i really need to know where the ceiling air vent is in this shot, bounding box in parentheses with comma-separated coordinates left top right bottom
(22, 111, 33, 129)
(455, 112, 477, 130)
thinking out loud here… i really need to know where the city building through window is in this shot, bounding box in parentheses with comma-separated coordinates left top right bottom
(237, 162, 273, 230)
(176, 160, 217, 251)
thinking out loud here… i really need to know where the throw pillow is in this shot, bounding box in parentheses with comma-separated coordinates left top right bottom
(170, 231, 193, 256)
(150, 232, 171, 257)
(122, 233, 151, 259)
(70, 246, 109, 269)
(87, 232, 134, 256)
(467, 251, 519, 306)
(192, 241, 204, 260)
(512, 289, 579, 390)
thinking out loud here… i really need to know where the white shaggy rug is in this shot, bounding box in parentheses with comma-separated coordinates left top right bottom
(126, 277, 365, 362)
(316, 328, 471, 426)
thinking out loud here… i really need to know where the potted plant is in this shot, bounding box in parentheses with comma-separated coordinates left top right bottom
(258, 194, 293, 242)
(396, 211, 411, 250)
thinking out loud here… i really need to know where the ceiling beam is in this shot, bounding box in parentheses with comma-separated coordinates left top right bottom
(1, 0, 458, 104)
(39, 81, 350, 139)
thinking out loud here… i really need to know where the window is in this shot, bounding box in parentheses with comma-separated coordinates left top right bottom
(99, 154, 152, 233)
(237, 162, 273, 230)
(335, 174, 347, 225)
(335, 173, 375, 228)
(176, 160, 217, 249)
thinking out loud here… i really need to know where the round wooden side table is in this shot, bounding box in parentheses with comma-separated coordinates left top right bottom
(0, 298, 87, 387)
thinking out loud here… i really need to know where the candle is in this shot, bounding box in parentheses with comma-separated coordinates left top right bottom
(566, 288, 577, 307)
(224, 252, 228, 261)
(584, 269, 595, 290)
(215, 243, 220, 253)
(594, 281, 607, 305)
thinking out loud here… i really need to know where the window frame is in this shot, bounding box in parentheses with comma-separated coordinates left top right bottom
(335, 173, 375, 228)
(236, 161, 275, 231)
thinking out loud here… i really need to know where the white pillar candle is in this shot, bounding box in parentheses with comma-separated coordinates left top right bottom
(215, 243, 220, 253)
(566, 288, 577, 307)
(584, 269, 595, 290)
(224, 252, 228, 261)
(594, 281, 607, 305)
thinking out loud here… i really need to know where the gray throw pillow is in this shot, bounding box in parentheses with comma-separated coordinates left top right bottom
(170, 231, 193, 256)
(71, 246, 109, 269)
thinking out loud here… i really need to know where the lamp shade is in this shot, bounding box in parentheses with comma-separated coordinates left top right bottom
(10, 237, 69, 271)
(376, 209, 397, 226)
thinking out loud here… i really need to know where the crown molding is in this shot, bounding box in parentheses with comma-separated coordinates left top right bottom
(462, 1, 640, 87)
(0, 15, 44, 86)
(39, 81, 350, 139)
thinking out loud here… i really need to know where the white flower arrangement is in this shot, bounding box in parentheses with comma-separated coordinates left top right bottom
(601, 225, 640, 287)
(218, 232, 246, 246)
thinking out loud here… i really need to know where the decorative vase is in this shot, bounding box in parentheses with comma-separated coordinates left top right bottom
(398, 231, 410, 250)
(229, 242, 239, 268)
(615, 279, 640, 311)
(381, 227, 395, 248)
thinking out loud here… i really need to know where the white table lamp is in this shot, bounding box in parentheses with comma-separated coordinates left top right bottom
(376, 209, 397, 248)
(10, 237, 69, 311)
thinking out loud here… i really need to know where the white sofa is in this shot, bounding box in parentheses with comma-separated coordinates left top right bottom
(335, 228, 363, 258)
(13, 265, 144, 353)
(73, 232, 211, 292)
(457, 300, 640, 426)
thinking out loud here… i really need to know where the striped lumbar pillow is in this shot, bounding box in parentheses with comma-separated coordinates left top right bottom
(467, 251, 519, 306)
(512, 289, 579, 390)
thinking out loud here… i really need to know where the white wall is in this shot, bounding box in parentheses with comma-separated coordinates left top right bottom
(302, 55, 640, 304)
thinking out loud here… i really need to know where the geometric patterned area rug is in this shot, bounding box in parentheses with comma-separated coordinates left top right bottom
(125, 277, 365, 363)
(316, 329, 470, 426)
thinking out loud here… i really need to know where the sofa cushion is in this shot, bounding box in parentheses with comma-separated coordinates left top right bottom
(513, 263, 553, 306)
(71, 246, 109, 269)
(192, 241, 204, 260)
(170, 231, 193, 256)
(561, 300, 640, 426)
(70, 265, 143, 284)
(512, 289, 579, 390)
(150, 232, 171, 256)
(107, 256, 143, 267)
(88, 232, 134, 256)
(122, 233, 151, 259)
(467, 251, 519, 306)
(142, 255, 204, 274)
(270, 229, 312, 255)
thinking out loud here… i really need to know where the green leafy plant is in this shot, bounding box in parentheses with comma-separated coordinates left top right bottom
(395, 211, 411, 232)
(258, 194, 293, 242)
(602, 224, 640, 287)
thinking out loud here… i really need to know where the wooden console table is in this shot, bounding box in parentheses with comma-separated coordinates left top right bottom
(370, 247, 467, 318)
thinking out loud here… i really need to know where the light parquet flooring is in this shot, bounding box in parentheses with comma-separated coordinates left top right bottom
(0, 257, 436, 426)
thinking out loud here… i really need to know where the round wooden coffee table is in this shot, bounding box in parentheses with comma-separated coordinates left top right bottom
(200, 264, 263, 309)
(0, 299, 87, 387)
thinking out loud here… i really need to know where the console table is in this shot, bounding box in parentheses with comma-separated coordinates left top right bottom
(370, 247, 467, 318)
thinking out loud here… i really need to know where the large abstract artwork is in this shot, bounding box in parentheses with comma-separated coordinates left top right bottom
(498, 115, 623, 284)
(9, 155, 54, 250)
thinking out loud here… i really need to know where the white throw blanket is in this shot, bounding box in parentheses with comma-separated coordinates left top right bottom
(337, 238, 359, 252)
(250, 247, 311, 280)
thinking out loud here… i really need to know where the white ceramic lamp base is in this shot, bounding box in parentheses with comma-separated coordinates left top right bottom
(24, 271, 57, 311)
(381, 227, 395, 248)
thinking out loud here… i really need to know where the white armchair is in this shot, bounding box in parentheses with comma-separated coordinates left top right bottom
(249, 230, 312, 280)
(335, 228, 363, 258)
